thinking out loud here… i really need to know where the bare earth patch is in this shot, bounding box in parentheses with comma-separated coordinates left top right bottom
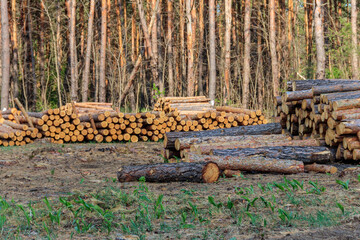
(0, 142, 360, 239)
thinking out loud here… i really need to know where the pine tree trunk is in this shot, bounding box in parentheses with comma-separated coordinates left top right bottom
(11, 0, 19, 99)
(351, 0, 359, 79)
(242, 0, 251, 107)
(40, 1, 46, 107)
(315, 0, 325, 79)
(1, 0, 10, 109)
(167, 0, 174, 96)
(99, 0, 107, 102)
(224, 0, 232, 104)
(82, 0, 96, 102)
(209, 0, 216, 104)
(197, 0, 204, 96)
(69, 0, 78, 101)
(186, 0, 194, 97)
(269, 0, 279, 97)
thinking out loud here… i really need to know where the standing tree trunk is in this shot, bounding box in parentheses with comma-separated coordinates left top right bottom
(242, 0, 251, 108)
(224, 0, 232, 104)
(269, 0, 279, 97)
(167, 0, 174, 96)
(11, 0, 19, 99)
(179, 0, 186, 95)
(198, 0, 204, 96)
(315, 0, 325, 79)
(1, 0, 10, 109)
(40, 1, 46, 107)
(351, 0, 359, 79)
(209, 0, 216, 104)
(81, 0, 95, 102)
(69, 0, 78, 101)
(99, 0, 107, 102)
(186, 0, 194, 97)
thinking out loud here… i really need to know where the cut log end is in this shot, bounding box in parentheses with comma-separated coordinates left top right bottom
(202, 162, 220, 183)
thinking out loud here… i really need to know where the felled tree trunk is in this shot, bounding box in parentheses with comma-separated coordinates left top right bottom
(210, 146, 335, 164)
(185, 153, 304, 174)
(117, 162, 220, 183)
(191, 138, 323, 155)
(164, 123, 282, 149)
(174, 134, 291, 151)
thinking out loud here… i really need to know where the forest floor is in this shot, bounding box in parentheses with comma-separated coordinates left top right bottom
(1, 142, 360, 239)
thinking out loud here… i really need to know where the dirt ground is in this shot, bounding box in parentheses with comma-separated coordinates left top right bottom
(1, 141, 360, 239)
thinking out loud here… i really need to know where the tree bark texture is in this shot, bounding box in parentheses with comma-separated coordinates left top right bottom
(117, 162, 220, 183)
(269, 0, 279, 97)
(208, 0, 216, 104)
(185, 153, 305, 174)
(242, 0, 251, 107)
(69, 0, 78, 101)
(315, 0, 325, 79)
(81, 0, 96, 102)
(99, 0, 107, 102)
(210, 146, 335, 164)
(1, 0, 10, 109)
(351, 0, 359, 79)
(164, 123, 282, 149)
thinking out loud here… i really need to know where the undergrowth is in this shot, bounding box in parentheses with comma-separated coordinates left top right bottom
(0, 176, 359, 239)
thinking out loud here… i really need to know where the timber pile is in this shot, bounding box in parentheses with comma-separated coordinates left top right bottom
(0, 98, 268, 146)
(154, 96, 214, 113)
(275, 79, 360, 161)
(155, 122, 337, 177)
(0, 100, 44, 146)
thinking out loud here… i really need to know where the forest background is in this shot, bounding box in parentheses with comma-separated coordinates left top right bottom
(0, 0, 358, 114)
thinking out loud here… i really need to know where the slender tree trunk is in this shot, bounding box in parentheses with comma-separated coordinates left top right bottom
(115, 0, 126, 68)
(1, 0, 10, 109)
(209, 0, 216, 104)
(288, 0, 293, 54)
(99, 0, 107, 102)
(198, 0, 204, 96)
(257, 2, 264, 109)
(224, 0, 232, 104)
(27, 1, 36, 109)
(186, 0, 194, 96)
(56, 1, 62, 106)
(11, 0, 19, 99)
(167, 0, 174, 96)
(351, 0, 359, 79)
(269, 0, 279, 97)
(315, 0, 325, 79)
(242, 0, 251, 108)
(69, 0, 78, 101)
(179, 0, 186, 95)
(40, 1, 46, 106)
(81, 0, 95, 102)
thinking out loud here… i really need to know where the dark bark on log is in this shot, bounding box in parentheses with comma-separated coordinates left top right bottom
(117, 162, 220, 183)
(164, 123, 282, 149)
(210, 146, 335, 164)
(313, 83, 360, 95)
(174, 134, 291, 151)
(284, 89, 313, 102)
(288, 79, 360, 91)
(185, 153, 304, 174)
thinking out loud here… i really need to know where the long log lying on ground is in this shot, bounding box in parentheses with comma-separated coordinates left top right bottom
(191, 138, 323, 155)
(164, 123, 282, 149)
(174, 134, 291, 151)
(210, 146, 335, 164)
(117, 162, 220, 183)
(184, 153, 304, 174)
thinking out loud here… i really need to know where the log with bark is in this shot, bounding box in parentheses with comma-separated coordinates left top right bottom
(304, 163, 337, 174)
(184, 153, 304, 174)
(210, 146, 335, 164)
(117, 162, 220, 183)
(164, 123, 282, 149)
(191, 138, 323, 155)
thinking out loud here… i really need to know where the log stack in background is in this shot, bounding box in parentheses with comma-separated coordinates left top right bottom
(275, 79, 360, 161)
(0, 97, 268, 146)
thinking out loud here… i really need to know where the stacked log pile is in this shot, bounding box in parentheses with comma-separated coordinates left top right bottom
(0, 99, 44, 146)
(154, 96, 213, 113)
(157, 122, 338, 176)
(0, 98, 268, 146)
(276, 79, 360, 161)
